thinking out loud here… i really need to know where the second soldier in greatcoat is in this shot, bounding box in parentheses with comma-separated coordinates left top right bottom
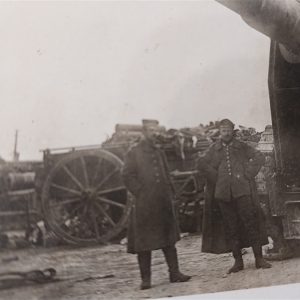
(198, 119, 271, 273)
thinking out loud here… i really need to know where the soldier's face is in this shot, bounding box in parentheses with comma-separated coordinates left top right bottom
(143, 125, 159, 142)
(220, 126, 233, 142)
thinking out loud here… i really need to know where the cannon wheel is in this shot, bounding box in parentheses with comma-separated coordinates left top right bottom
(41, 149, 132, 245)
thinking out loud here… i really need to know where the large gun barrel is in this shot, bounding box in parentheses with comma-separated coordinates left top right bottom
(216, 0, 300, 60)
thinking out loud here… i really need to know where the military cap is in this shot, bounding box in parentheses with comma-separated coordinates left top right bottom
(219, 118, 235, 129)
(142, 119, 159, 127)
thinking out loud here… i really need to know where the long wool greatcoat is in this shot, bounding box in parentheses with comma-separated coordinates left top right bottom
(122, 139, 180, 254)
(198, 138, 269, 254)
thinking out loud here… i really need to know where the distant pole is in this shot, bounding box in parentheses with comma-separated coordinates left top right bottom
(13, 130, 19, 162)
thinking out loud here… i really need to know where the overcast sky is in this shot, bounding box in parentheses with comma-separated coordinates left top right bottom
(0, 0, 271, 160)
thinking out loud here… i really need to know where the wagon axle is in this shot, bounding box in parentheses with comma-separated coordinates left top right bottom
(81, 189, 97, 201)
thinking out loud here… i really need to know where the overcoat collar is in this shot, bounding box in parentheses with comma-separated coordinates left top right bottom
(140, 139, 159, 153)
(215, 138, 242, 151)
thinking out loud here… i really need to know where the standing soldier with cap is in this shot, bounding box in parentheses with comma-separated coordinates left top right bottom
(197, 118, 272, 273)
(122, 119, 191, 290)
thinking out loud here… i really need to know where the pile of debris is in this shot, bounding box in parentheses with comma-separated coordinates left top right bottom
(173, 121, 262, 145)
(161, 121, 266, 159)
(103, 121, 270, 159)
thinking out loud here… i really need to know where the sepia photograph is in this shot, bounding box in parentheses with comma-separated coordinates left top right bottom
(0, 0, 300, 299)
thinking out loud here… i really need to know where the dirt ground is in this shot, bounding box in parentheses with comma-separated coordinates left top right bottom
(0, 234, 299, 300)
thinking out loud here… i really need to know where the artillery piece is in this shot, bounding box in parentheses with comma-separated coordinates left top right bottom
(31, 122, 210, 246)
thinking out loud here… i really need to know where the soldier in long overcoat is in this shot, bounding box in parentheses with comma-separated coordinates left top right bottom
(197, 119, 271, 273)
(122, 119, 191, 290)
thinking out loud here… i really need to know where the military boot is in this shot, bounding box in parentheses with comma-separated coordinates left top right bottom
(137, 251, 152, 290)
(162, 246, 191, 283)
(252, 244, 272, 269)
(228, 247, 244, 274)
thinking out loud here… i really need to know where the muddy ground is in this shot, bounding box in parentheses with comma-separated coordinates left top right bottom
(0, 234, 299, 300)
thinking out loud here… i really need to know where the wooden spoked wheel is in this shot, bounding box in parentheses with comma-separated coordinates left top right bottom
(41, 149, 132, 245)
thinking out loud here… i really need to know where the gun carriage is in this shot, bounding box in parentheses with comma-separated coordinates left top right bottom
(0, 123, 211, 246)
